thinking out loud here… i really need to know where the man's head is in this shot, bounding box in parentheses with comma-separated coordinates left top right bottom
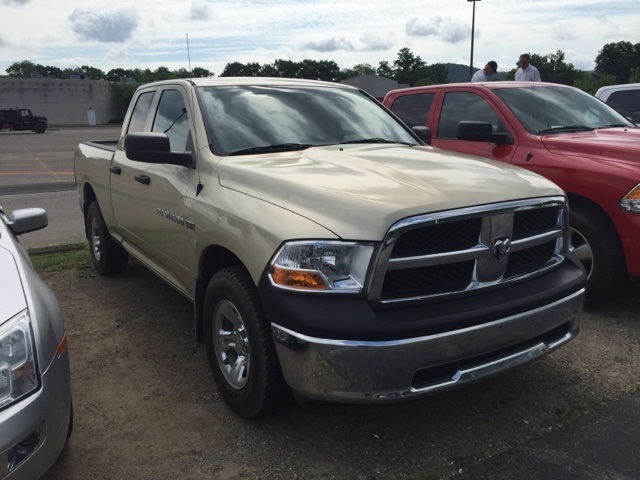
(518, 54, 531, 69)
(485, 61, 498, 75)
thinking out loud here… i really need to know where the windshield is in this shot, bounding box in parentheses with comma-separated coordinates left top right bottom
(197, 85, 418, 155)
(493, 85, 635, 135)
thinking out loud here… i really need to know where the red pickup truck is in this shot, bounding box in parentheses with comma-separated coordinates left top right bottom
(383, 82, 640, 303)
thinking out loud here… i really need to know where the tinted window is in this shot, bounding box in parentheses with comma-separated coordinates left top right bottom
(390, 93, 434, 128)
(606, 90, 640, 124)
(437, 92, 504, 139)
(127, 91, 155, 134)
(152, 89, 191, 152)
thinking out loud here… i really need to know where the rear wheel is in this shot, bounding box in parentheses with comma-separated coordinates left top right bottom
(86, 201, 128, 275)
(569, 205, 626, 304)
(203, 266, 291, 418)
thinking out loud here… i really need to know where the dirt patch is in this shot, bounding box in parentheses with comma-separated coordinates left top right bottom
(41, 263, 640, 480)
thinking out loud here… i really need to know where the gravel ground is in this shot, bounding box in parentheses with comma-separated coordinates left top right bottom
(39, 258, 640, 480)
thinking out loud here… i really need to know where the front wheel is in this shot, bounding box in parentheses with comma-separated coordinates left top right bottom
(33, 122, 46, 134)
(203, 266, 290, 418)
(86, 201, 128, 275)
(569, 205, 626, 304)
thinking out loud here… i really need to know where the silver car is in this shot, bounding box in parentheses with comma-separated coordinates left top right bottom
(0, 207, 72, 479)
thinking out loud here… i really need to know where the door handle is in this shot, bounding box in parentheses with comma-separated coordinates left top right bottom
(109, 166, 122, 174)
(135, 174, 151, 185)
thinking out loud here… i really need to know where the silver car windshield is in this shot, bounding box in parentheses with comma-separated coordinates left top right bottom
(493, 85, 636, 135)
(197, 85, 419, 155)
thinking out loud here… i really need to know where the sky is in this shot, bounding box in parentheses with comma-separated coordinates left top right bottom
(1, 0, 639, 77)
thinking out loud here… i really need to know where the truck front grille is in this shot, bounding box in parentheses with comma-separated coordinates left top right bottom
(369, 198, 567, 304)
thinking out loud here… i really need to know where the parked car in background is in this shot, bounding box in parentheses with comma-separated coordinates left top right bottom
(0, 207, 72, 479)
(0, 108, 48, 134)
(595, 83, 640, 125)
(383, 81, 640, 303)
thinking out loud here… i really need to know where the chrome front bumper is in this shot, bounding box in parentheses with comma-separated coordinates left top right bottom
(271, 289, 584, 404)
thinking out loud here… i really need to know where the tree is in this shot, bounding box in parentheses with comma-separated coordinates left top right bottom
(392, 47, 426, 85)
(376, 61, 393, 79)
(630, 67, 640, 84)
(595, 41, 640, 84)
(573, 72, 616, 95)
(414, 63, 449, 86)
(5, 60, 38, 77)
(336, 63, 376, 81)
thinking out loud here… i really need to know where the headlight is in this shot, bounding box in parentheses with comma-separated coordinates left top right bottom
(0, 310, 38, 410)
(620, 184, 640, 213)
(269, 241, 375, 293)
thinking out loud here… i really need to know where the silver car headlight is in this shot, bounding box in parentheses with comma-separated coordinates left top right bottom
(0, 310, 38, 410)
(619, 184, 640, 213)
(269, 241, 375, 293)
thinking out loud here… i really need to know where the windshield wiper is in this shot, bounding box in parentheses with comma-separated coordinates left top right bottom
(229, 143, 313, 156)
(537, 125, 594, 134)
(599, 123, 632, 129)
(339, 138, 415, 146)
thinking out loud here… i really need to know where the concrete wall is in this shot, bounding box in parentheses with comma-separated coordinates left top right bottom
(0, 78, 120, 126)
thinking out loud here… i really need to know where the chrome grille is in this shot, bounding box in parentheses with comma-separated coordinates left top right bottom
(369, 197, 567, 304)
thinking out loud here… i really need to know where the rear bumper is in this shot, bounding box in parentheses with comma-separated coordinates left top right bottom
(271, 288, 584, 403)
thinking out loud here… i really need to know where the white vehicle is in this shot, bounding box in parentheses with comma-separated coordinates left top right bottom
(595, 83, 640, 124)
(0, 207, 73, 479)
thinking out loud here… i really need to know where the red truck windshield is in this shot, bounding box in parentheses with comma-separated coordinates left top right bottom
(492, 85, 635, 135)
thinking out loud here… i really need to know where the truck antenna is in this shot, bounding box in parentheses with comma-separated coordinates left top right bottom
(186, 33, 192, 76)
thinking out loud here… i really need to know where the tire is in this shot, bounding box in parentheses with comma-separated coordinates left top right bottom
(569, 205, 626, 304)
(33, 122, 46, 133)
(203, 266, 291, 418)
(86, 201, 128, 275)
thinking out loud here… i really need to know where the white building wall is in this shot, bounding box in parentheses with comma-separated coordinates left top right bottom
(0, 78, 120, 126)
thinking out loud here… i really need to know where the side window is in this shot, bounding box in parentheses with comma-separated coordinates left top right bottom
(152, 89, 191, 152)
(606, 90, 640, 124)
(389, 93, 435, 128)
(127, 91, 155, 134)
(437, 92, 505, 139)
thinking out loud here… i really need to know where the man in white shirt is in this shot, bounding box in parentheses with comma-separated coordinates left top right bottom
(471, 61, 498, 82)
(515, 53, 541, 81)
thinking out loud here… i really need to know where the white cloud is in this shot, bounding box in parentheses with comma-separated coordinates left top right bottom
(69, 8, 139, 43)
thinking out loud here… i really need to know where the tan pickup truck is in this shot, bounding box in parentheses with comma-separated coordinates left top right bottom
(74, 78, 586, 418)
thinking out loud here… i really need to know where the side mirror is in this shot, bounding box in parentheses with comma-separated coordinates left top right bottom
(124, 132, 192, 166)
(412, 126, 431, 145)
(7, 208, 48, 235)
(457, 121, 513, 144)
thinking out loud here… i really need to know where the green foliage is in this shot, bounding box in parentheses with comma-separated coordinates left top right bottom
(111, 82, 139, 118)
(220, 58, 340, 81)
(529, 51, 581, 85)
(595, 41, 640, 84)
(572, 72, 616, 95)
(31, 245, 92, 275)
(629, 67, 640, 84)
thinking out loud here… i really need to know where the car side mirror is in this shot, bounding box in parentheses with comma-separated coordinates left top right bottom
(7, 208, 48, 235)
(124, 132, 192, 166)
(457, 121, 513, 144)
(412, 126, 431, 145)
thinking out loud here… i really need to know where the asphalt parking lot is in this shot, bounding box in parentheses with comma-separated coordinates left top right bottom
(3, 128, 640, 479)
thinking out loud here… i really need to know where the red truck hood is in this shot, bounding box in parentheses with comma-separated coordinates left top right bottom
(541, 127, 640, 166)
(218, 144, 563, 240)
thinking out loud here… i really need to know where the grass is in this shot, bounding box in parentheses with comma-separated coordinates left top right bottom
(31, 244, 93, 275)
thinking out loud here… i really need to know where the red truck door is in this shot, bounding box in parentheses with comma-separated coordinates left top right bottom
(430, 90, 519, 163)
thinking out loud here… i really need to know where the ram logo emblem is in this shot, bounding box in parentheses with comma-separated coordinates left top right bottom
(493, 237, 511, 261)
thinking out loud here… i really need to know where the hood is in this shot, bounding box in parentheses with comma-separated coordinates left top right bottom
(0, 228, 28, 321)
(541, 127, 640, 166)
(218, 144, 562, 240)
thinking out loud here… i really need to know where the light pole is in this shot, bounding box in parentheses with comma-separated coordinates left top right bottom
(468, 0, 481, 81)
